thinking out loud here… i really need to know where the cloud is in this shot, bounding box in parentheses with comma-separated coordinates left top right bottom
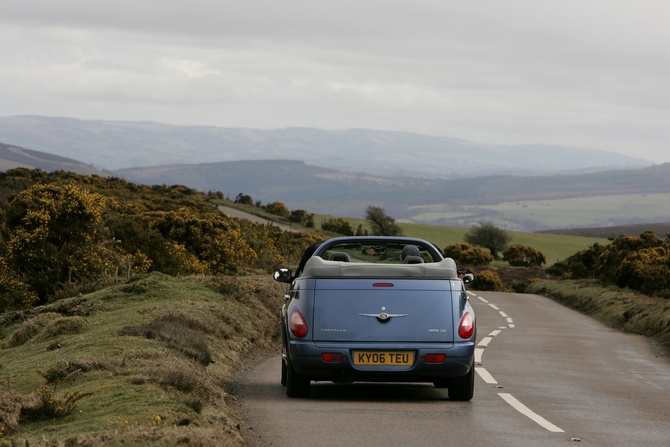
(0, 0, 668, 162)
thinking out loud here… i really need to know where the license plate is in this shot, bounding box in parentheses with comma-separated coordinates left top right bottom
(353, 351, 414, 366)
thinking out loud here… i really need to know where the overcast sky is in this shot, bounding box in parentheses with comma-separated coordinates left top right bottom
(1, 0, 668, 163)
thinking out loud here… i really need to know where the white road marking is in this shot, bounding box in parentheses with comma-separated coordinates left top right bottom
(499, 311, 508, 318)
(489, 304, 500, 310)
(472, 293, 487, 303)
(489, 329, 502, 337)
(475, 348, 484, 363)
(498, 393, 564, 433)
(478, 336, 493, 348)
(475, 367, 498, 384)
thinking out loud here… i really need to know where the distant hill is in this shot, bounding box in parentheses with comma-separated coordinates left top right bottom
(0, 115, 652, 176)
(0, 142, 104, 176)
(116, 159, 670, 230)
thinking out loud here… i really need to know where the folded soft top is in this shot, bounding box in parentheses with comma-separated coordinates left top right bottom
(301, 256, 458, 279)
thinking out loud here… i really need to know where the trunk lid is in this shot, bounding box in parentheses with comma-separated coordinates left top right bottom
(312, 278, 455, 343)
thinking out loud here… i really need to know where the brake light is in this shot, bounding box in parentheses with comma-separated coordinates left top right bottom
(321, 353, 343, 363)
(290, 311, 308, 338)
(458, 312, 475, 339)
(424, 353, 447, 363)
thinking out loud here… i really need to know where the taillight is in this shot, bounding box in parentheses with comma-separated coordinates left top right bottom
(458, 312, 474, 339)
(290, 311, 308, 338)
(424, 353, 447, 363)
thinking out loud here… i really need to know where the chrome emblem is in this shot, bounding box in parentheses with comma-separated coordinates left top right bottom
(359, 311, 408, 324)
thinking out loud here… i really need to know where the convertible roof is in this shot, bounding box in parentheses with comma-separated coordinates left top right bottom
(301, 256, 458, 279)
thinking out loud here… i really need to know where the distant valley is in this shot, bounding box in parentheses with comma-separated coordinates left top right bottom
(1, 115, 668, 232)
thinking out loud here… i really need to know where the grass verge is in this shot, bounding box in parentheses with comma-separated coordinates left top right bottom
(0, 272, 285, 446)
(527, 279, 670, 356)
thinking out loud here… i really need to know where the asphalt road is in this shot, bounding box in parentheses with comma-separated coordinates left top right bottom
(235, 291, 670, 447)
(218, 206, 299, 232)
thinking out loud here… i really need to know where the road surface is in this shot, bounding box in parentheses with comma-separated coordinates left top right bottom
(235, 290, 670, 447)
(219, 206, 299, 232)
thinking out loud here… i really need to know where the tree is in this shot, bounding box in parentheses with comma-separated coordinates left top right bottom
(503, 243, 546, 267)
(464, 222, 511, 260)
(365, 206, 403, 236)
(234, 193, 253, 205)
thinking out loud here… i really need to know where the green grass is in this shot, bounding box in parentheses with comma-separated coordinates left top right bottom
(406, 193, 670, 231)
(0, 272, 285, 446)
(314, 215, 609, 266)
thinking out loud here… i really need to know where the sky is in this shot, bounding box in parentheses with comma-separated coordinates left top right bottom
(0, 0, 668, 163)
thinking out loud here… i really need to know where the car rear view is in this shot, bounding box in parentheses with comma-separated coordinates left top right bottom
(274, 237, 476, 400)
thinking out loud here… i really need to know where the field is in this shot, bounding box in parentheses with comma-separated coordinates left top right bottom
(316, 214, 609, 266)
(405, 192, 670, 231)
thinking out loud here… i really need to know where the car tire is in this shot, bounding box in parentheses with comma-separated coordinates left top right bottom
(281, 356, 287, 386)
(280, 334, 287, 386)
(286, 353, 310, 398)
(448, 361, 475, 401)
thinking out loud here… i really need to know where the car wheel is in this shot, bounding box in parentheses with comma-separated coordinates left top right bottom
(286, 353, 310, 398)
(448, 361, 475, 401)
(280, 337, 287, 386)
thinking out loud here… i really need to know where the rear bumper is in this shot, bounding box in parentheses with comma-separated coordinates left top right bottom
(287, 340, 475, 383)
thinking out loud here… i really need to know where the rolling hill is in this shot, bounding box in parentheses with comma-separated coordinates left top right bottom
(0, 114, 667, 231)
(0, 143, 104, 176)
(115, 160, 670, 231)
(0, 115, 652, 176)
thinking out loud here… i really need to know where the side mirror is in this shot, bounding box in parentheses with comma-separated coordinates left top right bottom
(273, 268, 293, 283)
(457, 269, 475, 284)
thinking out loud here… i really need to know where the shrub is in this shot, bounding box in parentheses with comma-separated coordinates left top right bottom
(472, 270, 504, 291)
(23, 385, 92, 420)
(503, 243, 546, 267)
(0, 257, 38, 312)
(265, 201, 290, 218)
(443, 242, 493, 266)
(322, 217, 354, 235)
(549, 231, 670, 297)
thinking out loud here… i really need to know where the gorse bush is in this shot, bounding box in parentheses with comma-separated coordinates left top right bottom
(548, 231, 670, 298)
(503, 243, 546, 267)
(443, 242, 493, 266)
(321, 217, 354, 235)
(472, 270, 504, 291)
(0, 168, 320, 309)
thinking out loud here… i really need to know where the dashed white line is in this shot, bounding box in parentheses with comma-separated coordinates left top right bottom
(472, 296, 563, 434)
(475, 367, 498, 384)
(478, 336, 493, 348)
(498, 393, 564, 433)
(475, 348, 484, 363)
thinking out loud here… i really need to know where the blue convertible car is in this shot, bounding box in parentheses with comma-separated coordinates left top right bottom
(273, 236, 477, 400)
